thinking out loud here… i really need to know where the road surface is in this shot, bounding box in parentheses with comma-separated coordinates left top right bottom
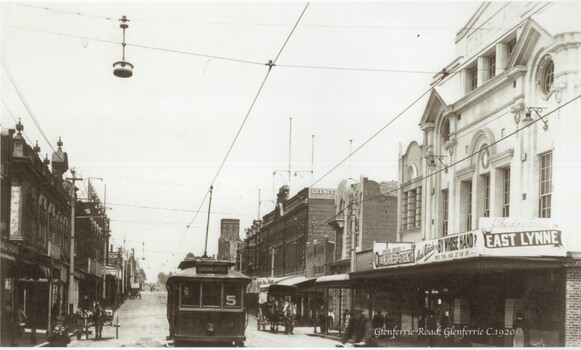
(69, 289, 338, 347)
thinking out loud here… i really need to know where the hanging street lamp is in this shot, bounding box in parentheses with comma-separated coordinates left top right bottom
(113, 16, 134, 78)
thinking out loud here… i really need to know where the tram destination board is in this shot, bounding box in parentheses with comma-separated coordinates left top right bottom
(197, 265, 229, 274)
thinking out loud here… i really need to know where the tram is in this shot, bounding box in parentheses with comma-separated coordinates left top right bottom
(166, 255, 251, 347)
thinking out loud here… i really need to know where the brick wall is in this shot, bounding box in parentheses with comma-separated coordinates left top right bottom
(566, 265, 581, 347)
(308, 197, 336, 243)
(362, 179, 398, 250)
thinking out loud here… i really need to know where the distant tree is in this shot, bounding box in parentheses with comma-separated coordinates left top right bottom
(157, 272, 169, 285)
(139, 268, 147, 282)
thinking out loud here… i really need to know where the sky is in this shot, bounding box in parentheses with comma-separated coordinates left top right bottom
(1, 1, 483, 282)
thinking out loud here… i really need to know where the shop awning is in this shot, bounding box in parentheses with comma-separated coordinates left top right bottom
(316, 273, 350, 288)
(278, 275, 311, 286)
(277, 275, 317, 291)
(350, 256, 566, 280)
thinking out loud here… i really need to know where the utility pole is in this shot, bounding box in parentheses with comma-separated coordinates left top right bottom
(289, 117, 292, 191)
(270, 245, 276, 278)
(311, 134, 315, 186)
(102, 184, 107, 301)
(66, 168, 82, 315)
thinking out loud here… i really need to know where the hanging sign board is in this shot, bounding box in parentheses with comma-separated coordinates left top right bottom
(373, 242, 415, 269)
(414, 231, 480, 265)
(479, 217, 565, 257)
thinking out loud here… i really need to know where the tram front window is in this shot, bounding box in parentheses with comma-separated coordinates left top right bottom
(202, 281, 221, 307)
(181, 281, 200, 307)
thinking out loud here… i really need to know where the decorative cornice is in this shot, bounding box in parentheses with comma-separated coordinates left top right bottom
(489, 148, 514, 167)
(454, 67, 526, 113)
(456, 165, 475, 181)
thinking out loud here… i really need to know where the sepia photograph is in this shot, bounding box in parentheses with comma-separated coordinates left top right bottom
(1, 0, 581, 348)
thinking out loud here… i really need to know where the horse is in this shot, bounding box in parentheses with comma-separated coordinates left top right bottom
(92, 302, 106, 340)
(258, 300, 282, 333)
(283, 301, 296, 335)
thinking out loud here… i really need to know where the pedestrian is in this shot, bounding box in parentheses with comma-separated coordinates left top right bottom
(385, 311, 396, 339)
(51, 297, 62, 324)
(339, 307, 376, 347)
(317, 305, 327, 334)
(440, 310, 452, 346)
(3, 301, 17, 346)
(79, 295, 91, 312)
(93, 301, 105, 340)
(327, 310, 335, 331)
(372, 309, 385, 329)
(426, 310, 438, 347)
(513, 312, 526, 347)
(15, 306, 27, 338)
(47, 315, 70, 347)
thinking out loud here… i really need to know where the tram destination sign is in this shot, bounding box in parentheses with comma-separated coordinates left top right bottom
(197, 265, 229, 274)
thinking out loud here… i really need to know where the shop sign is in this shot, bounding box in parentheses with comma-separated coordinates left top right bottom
(373, 242, 415, 269)
(9, 185, 23, 240)
(309, 188, 336, 199)
(415, 231, 480, 265)
(48, 242, 61, 259)
(479, 217, 565, 257)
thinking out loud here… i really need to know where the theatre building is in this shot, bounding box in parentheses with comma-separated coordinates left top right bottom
(352, 2, 581, 347)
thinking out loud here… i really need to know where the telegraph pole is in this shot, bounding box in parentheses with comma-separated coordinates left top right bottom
(102, 184, 107, 300)
(66, 169, 82, 315)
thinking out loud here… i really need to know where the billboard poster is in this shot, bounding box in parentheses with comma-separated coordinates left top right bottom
(414, 231, 480, 265)
(479, 217, 565, 257)
(373, 242, 415, 269)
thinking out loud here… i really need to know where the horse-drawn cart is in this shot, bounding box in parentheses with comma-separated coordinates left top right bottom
(257, 284, 297, 334)
(129, 283, 141, 300)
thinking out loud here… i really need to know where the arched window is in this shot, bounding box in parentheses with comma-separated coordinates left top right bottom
(441, 118, 450, 143)
(538, 55, 555, 95)
(407, 165, 417, 182)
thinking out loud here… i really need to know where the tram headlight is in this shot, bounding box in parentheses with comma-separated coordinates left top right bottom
(207, 323, 215, 333)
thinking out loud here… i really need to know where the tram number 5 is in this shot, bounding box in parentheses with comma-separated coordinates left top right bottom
(225, 295, 237, 306)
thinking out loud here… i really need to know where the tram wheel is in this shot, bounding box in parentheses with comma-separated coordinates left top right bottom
(235, 341, 244, 347)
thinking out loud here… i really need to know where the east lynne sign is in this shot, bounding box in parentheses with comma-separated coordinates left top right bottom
(479, 217, 565, 257)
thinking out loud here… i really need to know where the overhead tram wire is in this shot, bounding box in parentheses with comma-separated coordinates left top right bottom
(276, 64, 434, 74)
(1, 58, 63, 162)
(18, 3, 115, 21)
(107, 202, 251, 216)
(309, 94, 581, 233)
(18, 2, 533, 32)
(174, 2, 310, 256)
(311, 83, 435, 188)
(10, 26, 460, 75)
